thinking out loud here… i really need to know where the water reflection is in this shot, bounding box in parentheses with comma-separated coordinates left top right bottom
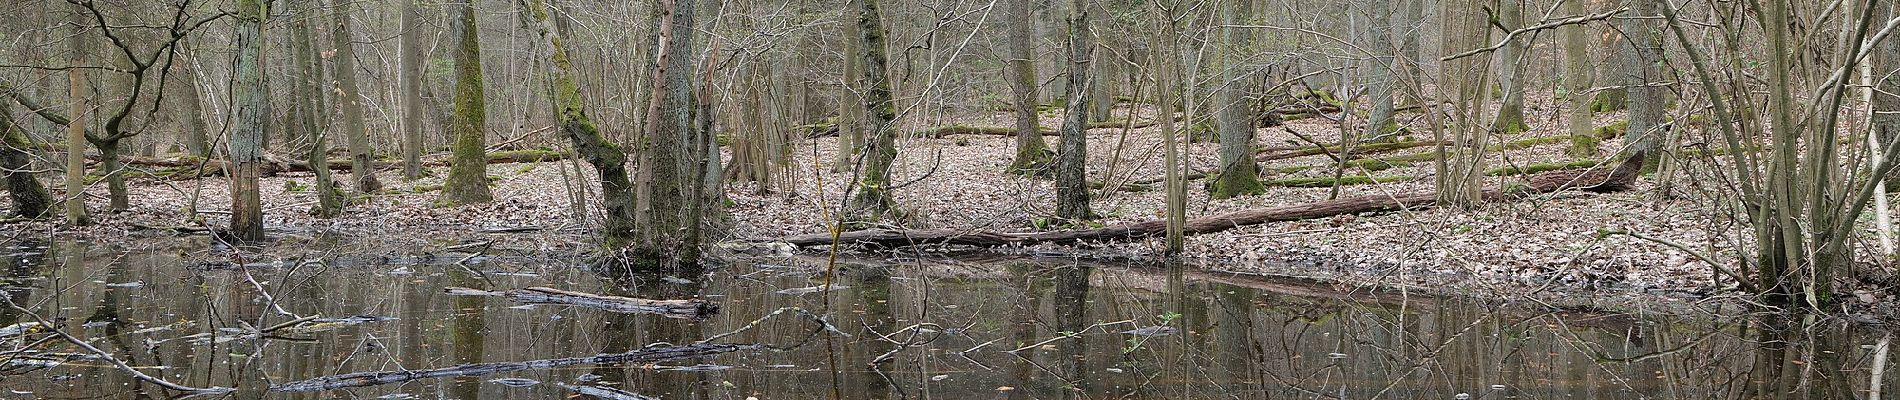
(0, 239, 1896, 399)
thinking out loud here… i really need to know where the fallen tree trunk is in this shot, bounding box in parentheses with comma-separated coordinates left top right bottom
(774, 152, 1645, 248)
(119, 150, 570, 179)
(444, 286, 717, 320)
(1256, 140, 1442, 162)
(271, 342, 756, 392)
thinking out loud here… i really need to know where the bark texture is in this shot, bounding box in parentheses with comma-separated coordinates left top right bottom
(441, 0, 493, 205)
(519, 0, 639, 247)
(228, 0, 267, 241)
(1005, 0, 1052, 175)
(1054, 0, 1094, 220)
(330, 0, 383, 194)
(847, 0, 901, 223)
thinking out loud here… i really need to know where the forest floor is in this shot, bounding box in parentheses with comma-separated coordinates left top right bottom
(13, 94, 1883, 316)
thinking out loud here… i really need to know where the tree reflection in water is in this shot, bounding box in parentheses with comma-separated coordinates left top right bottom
(0, 240, 1894, 399)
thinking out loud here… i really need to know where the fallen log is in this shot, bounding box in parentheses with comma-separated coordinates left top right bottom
(1256, 140, 1442, 162)
(774, 152, 1645, 248)
(119, 150, 570, 180)
(271, 342, 757, 392)
(444, 286, 717, 320)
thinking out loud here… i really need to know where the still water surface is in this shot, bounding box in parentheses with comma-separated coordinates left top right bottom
(0, 239, 1891, 398)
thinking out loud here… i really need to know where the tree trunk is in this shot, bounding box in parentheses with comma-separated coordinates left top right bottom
(64, 3, 90, 226)
(1434, 0, 1492, 208)
(1492, 0, 1528, 134)
(228, 0, 267, 242)
(1364, 0, 1398, 142)
(441, 0, 493, 205)
(330, 0, 383, 194)
(0, 89, 52, 219)
(1210, 0, 1263, 199)
(1622, 0, 1666, 156)
(833, 6, 866, 174)
(1054, 0, 1094, 221)
(633, 0, 706, 270)
(292, 0, 344, 218)
(94, 138, 127, 211)
(520, 0, 635, 245)
(400, 0, 424, 180)
(1562, 0, 1598, 156)
(847, 0, 901, 223)
(1005, 0, 1052, 175)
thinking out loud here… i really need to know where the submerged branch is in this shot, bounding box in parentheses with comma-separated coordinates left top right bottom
(443, 286, 717, 320)
(271, 342, 759, 392)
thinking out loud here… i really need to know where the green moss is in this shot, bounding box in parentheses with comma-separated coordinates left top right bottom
(1263, 175, 1410, 188)
(1590, 89, 1627, 112)
(283, 180, 308, 193)
(1484, 160, 1600, 176)
(1594, 119, 1629, 139)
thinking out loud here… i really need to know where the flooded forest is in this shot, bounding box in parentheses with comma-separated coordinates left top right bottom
(4, 0, 1900, 398)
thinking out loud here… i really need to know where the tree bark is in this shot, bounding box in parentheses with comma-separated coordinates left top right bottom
(1005, 0, 1052, 175)
(847, 0, 901, 223)
(518, 0, 638, 246)
(1363, 0, 1399, 142)
(0, 86, 52, 219)
(330, 0, 383, 194)
(633, 0, 706, 270)
(1054, 0, 1094, 221)
(400, 0, 425, 180)
(64, 3, 90, 226)
(228, 0, 267, 241)
(1621, 0, 1666, 156)
(1210, 0, 1263, 199)
(833, 4, 866, 174)
(1492, 0, 1529, 134)
(292, 0, 344, 218)
(441, 0, 493, 205)
(1562, 0, 1598, 156)
(1434, 0, 1492, 208)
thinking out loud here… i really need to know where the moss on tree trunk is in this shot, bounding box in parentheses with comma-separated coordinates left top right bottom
(441, 1, 492, 205)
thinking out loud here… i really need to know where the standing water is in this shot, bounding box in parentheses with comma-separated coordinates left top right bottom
(0, 238, 1888, 398)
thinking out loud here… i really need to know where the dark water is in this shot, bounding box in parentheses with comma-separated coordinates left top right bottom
(0, 238, 1891, 399)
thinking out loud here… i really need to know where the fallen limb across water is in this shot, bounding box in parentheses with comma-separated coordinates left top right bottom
(774, 152, 1645, 248)
(271, 343, 757, 392)
(444, 286, 717, 320)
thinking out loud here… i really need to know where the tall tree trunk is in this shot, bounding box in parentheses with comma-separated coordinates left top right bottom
(1562, 0, 1598, 156)
(400, 0, 424, 180)
(634, 0, 705, 270)
(1152, 2, 1185, 254)
(847, 0, 900, 223)
(0, 85, 51, 219)
(330, 0, 383, 194)
(1492, 0, 1529, 134)
(441, 0, 493, 205)
(293, 0, 344, 218)
(833, 6, 866, 173)
(1435, 0, 1491, 208)
(64, 3, 90, 226)
(518, 0, 637, 246)
(1364, 0, 1399, 142)
(228, 0, 268, 241)
(1622, 0, 1666, 155)
(1005, 0, 1052, 175)
(1054, 0, 1094, 221)
(1211, 0, 1263, 199)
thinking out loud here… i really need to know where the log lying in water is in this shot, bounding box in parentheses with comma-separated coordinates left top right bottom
(775, 152, 1645, 248)
(444, 286, 717, 320)
(270, 342, 756, 392)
